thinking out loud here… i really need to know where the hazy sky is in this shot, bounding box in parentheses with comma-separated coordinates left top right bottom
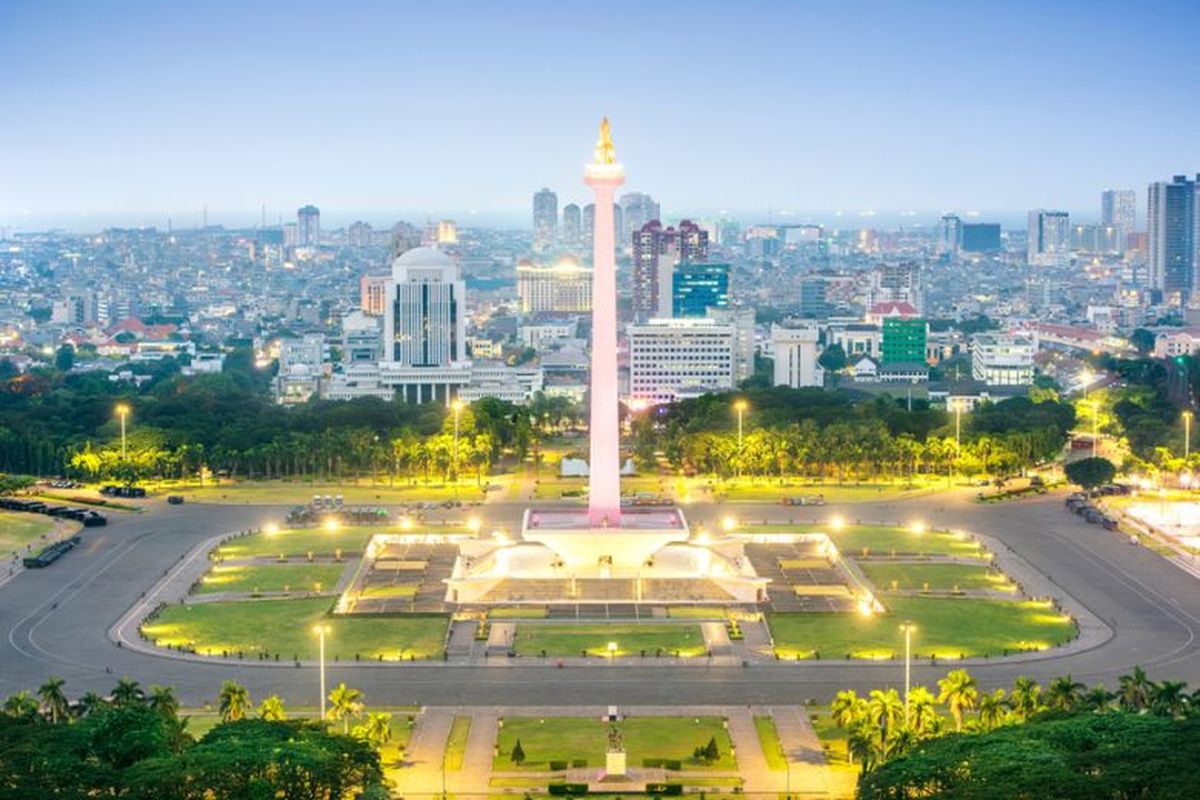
(1, 0, 1198, 228)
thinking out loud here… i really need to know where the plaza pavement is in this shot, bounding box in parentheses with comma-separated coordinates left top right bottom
(3, 490, 1200, 710)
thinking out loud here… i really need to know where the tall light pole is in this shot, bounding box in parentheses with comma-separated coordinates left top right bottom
(451, 399, 465, 482)
(900, 620, 915, 726)
(115, 403, 130, 459)
(1091, 400, 1099, 459)
(313, 624, 330, 721)
(1185, 411, 1193, 461)
(735, 399, 748, 448)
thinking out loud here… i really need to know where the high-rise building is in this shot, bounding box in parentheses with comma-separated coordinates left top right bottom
(297, 204, 320, 247)
(436, 220, 458, 245)
(1070, 224, 1122, 254)
(881, 317, 928, 364)
(619, 192, 659, 241)
(1027, 209, 1071, 267)
(672, 263, 730, 318)
(866, 262, 923, 314)
(631, 219, 710, 320)
(1101, 189, 1137, 240)
(1147, 175, 1199, 301)
(561, 203, 582, 247)
(937, 214, 962, 256)
(707, 306, 755, 383)
(582, 203, 620, 251)
(799, 278, 828, 318)
(961, 223, 1002, 253)
(382, 246, 466, 369)
(770, 322, 823, 388)
(516, 257, 592, 312)
(532, 188, 558, 250)
(360, 274, 390, 316)
(347, 220, 373, 248)
(282, 222, 300, 248)
(628, 318, 735, 405)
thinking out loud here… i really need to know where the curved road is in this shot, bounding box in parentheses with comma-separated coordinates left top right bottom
(3, 492, 1200, 707)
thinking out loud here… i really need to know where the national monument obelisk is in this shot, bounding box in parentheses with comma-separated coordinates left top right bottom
(584, 118, 625, 527)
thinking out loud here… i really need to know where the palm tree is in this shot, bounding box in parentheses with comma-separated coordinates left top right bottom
(258, 695, 287, 721)
(37, 677, 69, 724)
(217, 681, 252, 722)
(830, 690, 868, 764)
(846, 722, 877, 772)
(111, 677, 145, 709)
(328, 683, 365, 734)
(906, 687, 939, 737)
(977, 689, 1009, 731)
(866, 688, 905, 757)
(1119, 666, 1153, 713)
(1009, 676, 1043, 721)
(3, 691, 39, 719)
(937, 669, 979, 732)
(1083, 685, 1116, 713)
(362, 711, 393, 750)
(147, 685, 179, 720)
(77, 691, 107, 718)
(1045, 675, 1086, 713)
(1151, 680, 1190, 718)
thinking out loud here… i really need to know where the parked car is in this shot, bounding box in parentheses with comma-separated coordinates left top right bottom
(167, 495, 184, 505)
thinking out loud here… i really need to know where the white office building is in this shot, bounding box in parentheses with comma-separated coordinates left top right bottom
(380, 246, 467, 403)
(770, 322, 823, 388)
(628, 318, 736, 405)
(971, 333, 1035, 386)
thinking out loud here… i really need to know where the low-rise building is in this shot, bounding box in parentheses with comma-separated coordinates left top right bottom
(971, 333, 1035, 386)
(770, 321, 823, 388)
(628, 318, 736, 405)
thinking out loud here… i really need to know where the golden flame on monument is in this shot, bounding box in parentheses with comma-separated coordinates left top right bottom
(593, 117, 617, 165)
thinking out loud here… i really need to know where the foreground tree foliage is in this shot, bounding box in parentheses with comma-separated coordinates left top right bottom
(857, 713, 1200, 799)
(0, 678, 385, 800)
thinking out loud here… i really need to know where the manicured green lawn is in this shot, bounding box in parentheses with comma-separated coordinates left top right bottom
(142, 597, 448, 660)
(0, 511, 57, 555)
(196, 563, 347, 594)
(511, 623, 706, 657)
(488, 607, 549, 619)
(754, 716, 786, 771)
(717, 479, 942, 503)
(445, 716, 471, 771)
(216, 526, 383, 559)
(147, 479, 492, 505)
(494, 716, 735, 771)
(768, 596, 1076, 660)
(743, 523, 984, 559)
(860, 562, 1017, 593)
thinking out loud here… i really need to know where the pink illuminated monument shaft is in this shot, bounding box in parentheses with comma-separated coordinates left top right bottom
(584, 118, 625, 526)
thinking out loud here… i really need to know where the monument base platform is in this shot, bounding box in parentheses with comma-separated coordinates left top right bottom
(444, 507, 769, 605)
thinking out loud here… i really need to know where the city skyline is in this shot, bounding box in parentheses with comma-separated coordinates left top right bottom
(2, 0, 1198, 229)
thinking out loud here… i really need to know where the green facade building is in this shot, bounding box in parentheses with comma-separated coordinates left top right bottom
(881, 317, 927, 364)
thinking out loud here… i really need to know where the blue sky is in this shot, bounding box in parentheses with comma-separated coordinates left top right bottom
(1, 0, 1197, 229)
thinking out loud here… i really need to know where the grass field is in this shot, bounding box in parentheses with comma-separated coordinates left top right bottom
(216, 526, 386, 559)
(143, 478, 496, 505)
(196, 563, 347, 595)
(860, 562, 1017, 593)
(445, 716, 471, 771)
(768, 596, 1076, 660)
(142, 597, 448, 660)
(715, 478, 944, 503)
(511, 623, 707, 657)
(359, 584, 418, 600)
(0, 511, 57, 555)
(493, 716, 735, 771)
(754, 716, 786, 771)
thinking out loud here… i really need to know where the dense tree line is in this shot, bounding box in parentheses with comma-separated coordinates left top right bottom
(631, 388, 1074, 481)
(833, 665, 1198, 798)
(0, 677, 387, 799)
(0, 356, 580, 483)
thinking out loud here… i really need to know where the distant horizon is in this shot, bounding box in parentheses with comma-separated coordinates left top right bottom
(0, 206, 1123, 236)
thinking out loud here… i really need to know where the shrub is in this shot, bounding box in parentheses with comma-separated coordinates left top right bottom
(548, 759, 569, 771)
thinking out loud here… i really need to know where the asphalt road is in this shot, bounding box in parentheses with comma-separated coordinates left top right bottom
(3, 491, 1200, 707)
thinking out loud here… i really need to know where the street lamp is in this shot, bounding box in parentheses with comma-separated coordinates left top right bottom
(899, 620, 916, 726)
(1090, 400, 1099, 459)
(607, 641, 618, 661)
(115, 403, 130, 458)
(313, 624, 330, 720)
(451, 399, 465, 483)
(734, 400, 748, 448)
(1184, 411, 1193, 461)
